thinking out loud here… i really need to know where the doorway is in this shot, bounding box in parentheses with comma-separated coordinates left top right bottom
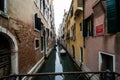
(0, 34, 11, 76)
(0, 27, 18, 76)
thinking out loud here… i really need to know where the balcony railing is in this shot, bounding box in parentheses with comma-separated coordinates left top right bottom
(0, 71, 120, 80)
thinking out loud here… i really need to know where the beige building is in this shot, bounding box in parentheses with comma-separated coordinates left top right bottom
(0, 0, 55, 76)
(58, 11, 67, 47)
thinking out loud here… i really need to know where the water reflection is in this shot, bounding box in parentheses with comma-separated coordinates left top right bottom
(33, 49, 56, 80)
(55, 46, 63, 80)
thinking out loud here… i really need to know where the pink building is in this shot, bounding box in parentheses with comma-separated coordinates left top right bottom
(84, 0, 120, 73)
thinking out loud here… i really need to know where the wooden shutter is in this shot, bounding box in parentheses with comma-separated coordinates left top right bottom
(107, 0, 118, 33)
(37, 18, 42, 30)
(0, 0, 4, 12)
(34, 14, 43, 31)
(117, 0, 120, 32)
(83, 20, 88, 37)
(90, 15, 94, 36)
(34, 13, 38, 29)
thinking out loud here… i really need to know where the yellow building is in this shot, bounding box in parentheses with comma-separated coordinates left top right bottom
(65, 0, 85, 68)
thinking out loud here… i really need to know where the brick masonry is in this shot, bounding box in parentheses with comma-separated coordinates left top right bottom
(0, 15, 43, 73)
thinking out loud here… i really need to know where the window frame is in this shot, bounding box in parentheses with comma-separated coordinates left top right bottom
(41, 37, 44, 51)
(71, 7, 73, 18)
(99, 52, 115, 72)
(83, 14, 94, 37)
(34, 13, 42, 32)
(73, 23, 76, 41)
(80, 23, 83, 31)
(34, 38, 40, 50)
(0, 0, 7, 14)
(79, 47, 83, 63)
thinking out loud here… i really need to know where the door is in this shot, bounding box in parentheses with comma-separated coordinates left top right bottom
(0, 34, 11, 76)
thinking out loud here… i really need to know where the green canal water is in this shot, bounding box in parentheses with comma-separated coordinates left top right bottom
(33, 45, 87, 80)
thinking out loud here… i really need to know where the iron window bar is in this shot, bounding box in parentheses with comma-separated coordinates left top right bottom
(0, 71, 120, 80)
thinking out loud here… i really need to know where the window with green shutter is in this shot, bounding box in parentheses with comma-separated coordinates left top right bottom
(83, 20, 87, 37)
(107, 0, 120, 33)
(83, 15, 94, 37)
(0, 0, 4, 12)
(34, 13, 43, 31)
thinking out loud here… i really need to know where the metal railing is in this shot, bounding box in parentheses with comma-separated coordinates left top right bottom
(0, 71, 120, 80)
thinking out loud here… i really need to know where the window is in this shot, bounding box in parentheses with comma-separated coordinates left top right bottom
(80, 47, 83, 63)
(66, 30, 70, 40)
(41, 37, 44, 51)
(43, 0, 46, 9)
(99, 52, 115, 71)
(34, 38, 40, 50)
(80, 23, 83, 31)
(83, 14, 94, 37)
(0, 0, 4, 12)
(72, 45, 75, 58)
(71, 7, 73, 17)
(40, 0, 43, 13)
(46, 28, 49, 38)
(107, 0, 120, 33)
(0, 0, 7, 13)
(73, 24, 76, 41)
(34, 13, 38, 31)
(50, 31, 52, 38)
(34, 13, 42, 31)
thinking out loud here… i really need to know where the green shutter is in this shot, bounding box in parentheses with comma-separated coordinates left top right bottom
(117, 0, 120, 32)
(90, 15, 94, 36)
(107, 0, 118, 33)
(83, 20, 88, 37)
(34, 13, 38, 29)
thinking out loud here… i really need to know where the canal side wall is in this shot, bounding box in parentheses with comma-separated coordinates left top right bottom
(8, 0, 45, 74)
(58, 43, 81, 70)
(59, 43, 99, 80)
(0, 0, 55, 76)
(22, 48, 53, 80)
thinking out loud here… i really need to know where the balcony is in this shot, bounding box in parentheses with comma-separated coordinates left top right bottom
(74, 0, 83, 18)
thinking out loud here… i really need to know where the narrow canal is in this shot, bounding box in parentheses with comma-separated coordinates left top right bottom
(33, 45, 87, 80)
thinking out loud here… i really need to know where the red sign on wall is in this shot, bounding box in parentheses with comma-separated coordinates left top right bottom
(96, 24, 104, 36)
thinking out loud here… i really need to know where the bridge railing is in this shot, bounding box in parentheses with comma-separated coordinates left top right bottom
(0, 71, 120, 80)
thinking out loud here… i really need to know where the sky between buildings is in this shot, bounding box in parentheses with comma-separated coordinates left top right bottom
(53, 0, 72, 36)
